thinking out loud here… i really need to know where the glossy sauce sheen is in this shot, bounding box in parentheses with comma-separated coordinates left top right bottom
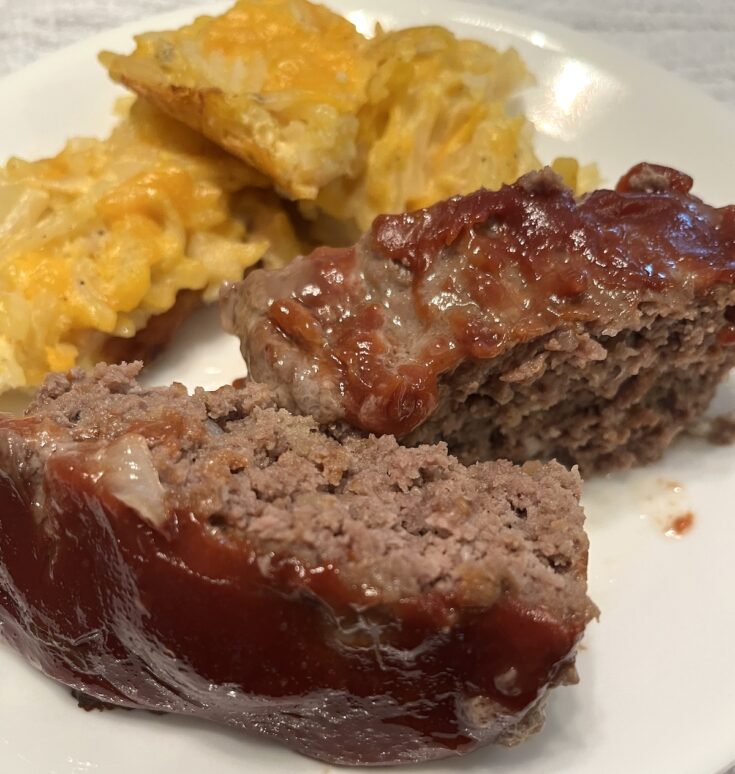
(259, 164, 735, 436)
(0, 436, 583, 764)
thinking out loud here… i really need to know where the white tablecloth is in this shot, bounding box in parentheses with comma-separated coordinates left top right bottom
(0, 0, 733, 108)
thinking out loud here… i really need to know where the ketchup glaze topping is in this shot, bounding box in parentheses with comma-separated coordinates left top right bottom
(0, 419, 586, 764)
(251, 164, 735, 437)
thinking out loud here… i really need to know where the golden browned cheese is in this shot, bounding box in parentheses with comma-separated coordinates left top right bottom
(101, 0, 375, 200)
(0, 99, 270, 395)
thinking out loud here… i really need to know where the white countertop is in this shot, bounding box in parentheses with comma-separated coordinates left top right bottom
(0, 0, 733, 108)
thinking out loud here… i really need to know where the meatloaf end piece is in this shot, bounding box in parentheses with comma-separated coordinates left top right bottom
(0, 362, 595, 766)
(221, 163, 735, 473)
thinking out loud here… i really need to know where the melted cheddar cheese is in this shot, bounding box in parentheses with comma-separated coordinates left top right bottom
(315, 26, 597, 234)
(101, 0, 374, 199)
(0, 99, 268, 393)
(316, 26, 539, 232)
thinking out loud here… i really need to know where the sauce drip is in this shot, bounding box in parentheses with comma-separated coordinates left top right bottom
(665, 511, 695, 538)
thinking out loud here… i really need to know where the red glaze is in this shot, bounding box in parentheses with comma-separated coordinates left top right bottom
(0, 431, 584, 765)
(257, 165, 735, 437)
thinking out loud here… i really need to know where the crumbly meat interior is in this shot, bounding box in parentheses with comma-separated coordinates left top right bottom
(407, 287, 735, 472)
(27, 363, 592, 618)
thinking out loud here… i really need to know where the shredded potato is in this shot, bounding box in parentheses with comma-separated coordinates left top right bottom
(550, 156, 599, 195)
(315, 27, 598, 234)
(0, 99, 269, 393)
(101, 0, 374, 199)
(233, 189, 306, 269)
(102, 1, 597, 232)
(314, 26, 538, 231)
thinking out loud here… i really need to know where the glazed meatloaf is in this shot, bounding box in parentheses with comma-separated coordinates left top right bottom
(0, 363, 595, 766)
(222, 163, 735, 473)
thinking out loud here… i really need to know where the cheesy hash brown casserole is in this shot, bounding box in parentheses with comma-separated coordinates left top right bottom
(101, 0, 374, 200)
(0, 99, 269, 395)
(102, 0, 591, 231)
(315, 25, 540, 232)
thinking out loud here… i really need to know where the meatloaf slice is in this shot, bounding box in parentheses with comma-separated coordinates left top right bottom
(221, 163, 735, 473)
(0, 362, 596, 766)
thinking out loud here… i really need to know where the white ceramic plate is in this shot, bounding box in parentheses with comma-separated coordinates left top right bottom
(1, 2, 735, 773)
